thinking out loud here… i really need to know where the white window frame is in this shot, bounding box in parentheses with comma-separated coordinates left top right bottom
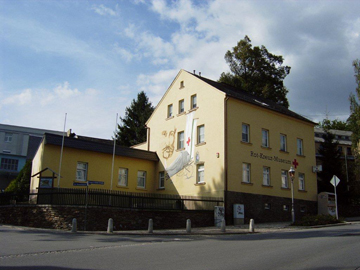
(263, 166, 270, 186)
(159, 171, 165, 189)
(0, 158, 19, 171)
(262, 129, 269, 147)
(197, 164, 205, 184)
(242, 124, 250, 143)
(191, 94, 197, 109)
(4, 133, 12, 143)
(178, 131, 184, 149)
(167, 104, 173, 118)
(197, 125, 205, 144)
(280, 134, 287, 152)
(118, 168, 128, 187)
(76, 162, 88, 181)
(281, 170, 288, 188)
(297, 138, 304, 155)
(137, 170, 146, 188)
(299, 173, 305, 191)
(242, 163, 251, 183)
(179, 99, 185, 114)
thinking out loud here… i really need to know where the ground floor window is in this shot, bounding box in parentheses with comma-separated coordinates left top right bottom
(263, 167, 270, 186)
(118, 168, 128, 186)
(196, 164, 205, 184)
(242, 163, 251, 183)
(159, 171, 165, 189)
(137, 171, 146, 188)
(0, 158, 19, 171)
(299, 173, 305, 190)
(76, 162, 88, 181)
(281, 170, 288, 188)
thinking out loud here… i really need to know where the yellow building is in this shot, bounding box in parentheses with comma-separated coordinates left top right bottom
(138, 69, 318, 222)
(30, 133, 158, 194)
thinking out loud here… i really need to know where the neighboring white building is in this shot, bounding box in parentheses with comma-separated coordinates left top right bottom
(0, 124, 63, 191)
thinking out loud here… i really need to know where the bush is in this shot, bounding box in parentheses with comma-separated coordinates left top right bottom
(293, 214, 342, 226)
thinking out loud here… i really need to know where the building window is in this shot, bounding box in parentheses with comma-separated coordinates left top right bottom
(262, 129, 269, 147)
(280, 134, 287, 151)
(167, 104, 173, 118)
(347, 147, 352, 156)
(137, 171, 146, 188)
(299, 173, 305, 190)
(197, 164, 205, 183)
(178, 131, 184, 149)
(0, 158, 19, 171)
(264, 203, 271, 210)
(242, 124, 250, 143)
(197, 125, 205, 144)
(118, 168, 128, 187)
(4, 133, 13, 143)
(159, 171, 165, 189)
(281, 170, 288, 188)
(180, 81, 184, 88)
(76, 162, 88, 181)
(263, 167, 270, 186)
(283, 205, 289, 211)
(191, 94, 197, 109)
(300, 206, 306, 213)
(242, 163, 251, 183)
(179, 99, 185, 114)
(297, 138, 304, 155)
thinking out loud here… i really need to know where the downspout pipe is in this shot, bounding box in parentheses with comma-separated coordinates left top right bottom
(224, 97, 229, 224)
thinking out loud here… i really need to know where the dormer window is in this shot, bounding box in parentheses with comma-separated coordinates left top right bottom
(180, 81, 184, 88)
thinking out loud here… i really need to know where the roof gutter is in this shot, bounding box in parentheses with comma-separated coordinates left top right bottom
(224, 96, 229, 223)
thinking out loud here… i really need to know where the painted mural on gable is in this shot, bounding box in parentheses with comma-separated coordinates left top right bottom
(162, 112, 198, 179)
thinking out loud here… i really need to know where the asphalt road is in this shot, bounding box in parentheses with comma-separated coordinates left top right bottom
(1, 224, 360, 270)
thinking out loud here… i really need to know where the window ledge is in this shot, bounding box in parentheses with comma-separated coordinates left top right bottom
(261, 146, 272, 150)
(196, 142, 206, 147)
(195, 182, 206, 186)
(279, 150, 289, 154)
(241, 141, 253, 146)
(157, 188, 165, 191)
(177, 112, 186, 117)
(241, 182, 253, 186)
(296, 154, 306, 158)
(176, 148, 185, 152)
(116, 185, 129, 189)
(166, 116, 174, 120)
(262, 185, 273, 188)
(188, 107, 198, 113)
(136, 187, 147, 191)
(298, 189, 307, 193)
(281, 187, 290, 190)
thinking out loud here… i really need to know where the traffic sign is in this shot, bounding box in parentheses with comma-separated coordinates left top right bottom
(73, 182, 88, 186)
(330, 175, 340, 187)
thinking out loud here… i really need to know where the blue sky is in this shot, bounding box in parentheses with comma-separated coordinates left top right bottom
(1, 0, 359, 139)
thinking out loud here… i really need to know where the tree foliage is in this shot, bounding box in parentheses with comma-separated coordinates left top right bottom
(5, 160, 32, 195)
(317, 118, 350, 131)
(219, 36, 291, 108)
(317, 131, 345, 194)
(115, 91, 154, 147)
(348, 59, 360, 148)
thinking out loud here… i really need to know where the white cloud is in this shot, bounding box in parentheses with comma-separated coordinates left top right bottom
(2, 88, 32, 105)
(91, 4, 118, 16)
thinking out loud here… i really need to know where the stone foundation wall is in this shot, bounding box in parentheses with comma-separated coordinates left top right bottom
(0, 205, 214, 231)
(225, 191, 317, 224)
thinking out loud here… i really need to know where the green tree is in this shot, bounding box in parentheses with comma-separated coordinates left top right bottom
(115, 91, 154, 147)
(348, 59, 360, 148)
(317, 131, 345, 194)
(318, 118, 350, 131)
(5, 160, 32, 200)
(219, 36, 291, 108)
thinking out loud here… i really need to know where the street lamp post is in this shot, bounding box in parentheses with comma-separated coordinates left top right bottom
(289, 166, 295, 223)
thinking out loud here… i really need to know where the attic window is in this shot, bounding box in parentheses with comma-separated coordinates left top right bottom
(180, 81, 184, 88)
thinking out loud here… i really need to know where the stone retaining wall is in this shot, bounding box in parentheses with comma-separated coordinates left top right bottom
(0, 205, 214, 231)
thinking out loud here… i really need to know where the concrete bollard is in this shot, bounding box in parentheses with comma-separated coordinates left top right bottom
(186, 219, 191, 233)
(71, 218, 77, 233)
(221, 219, 226, 232)
(107, 218, 114, 233)
(148, 219, 153, 234)
(249, 219, 255, 233)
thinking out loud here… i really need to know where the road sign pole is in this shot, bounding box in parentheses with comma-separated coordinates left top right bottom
(334, 179, 338, 220)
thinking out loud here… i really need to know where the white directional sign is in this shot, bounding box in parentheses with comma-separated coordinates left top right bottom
(330, 175, 340, 187)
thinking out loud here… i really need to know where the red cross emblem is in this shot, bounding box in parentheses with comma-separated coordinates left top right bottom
(186, 137, 191, 146)
(292, 159, 299, 169)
